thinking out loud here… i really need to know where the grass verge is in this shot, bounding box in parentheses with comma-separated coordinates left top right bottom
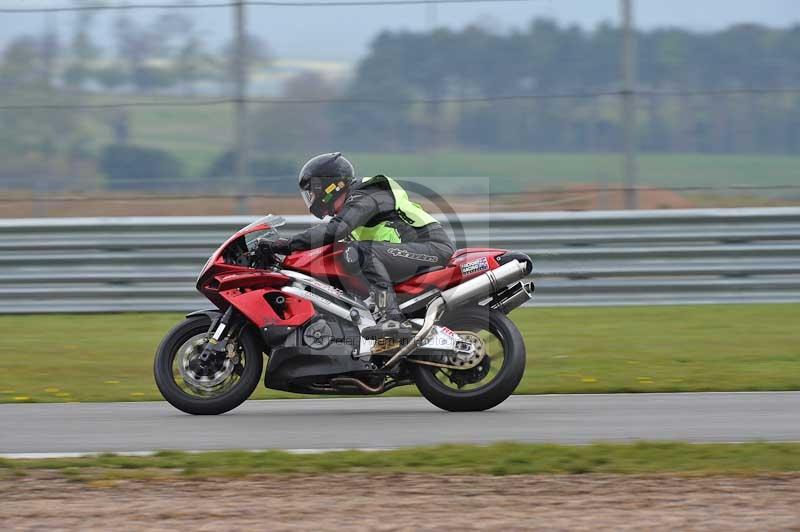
(0, 304, 797, 403)
(2, 442, 799, 480)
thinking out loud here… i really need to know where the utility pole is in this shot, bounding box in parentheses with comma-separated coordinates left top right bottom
(426, 4, 437, 29)
(233, 0, 249, 182)
(620, 0, 638, 209)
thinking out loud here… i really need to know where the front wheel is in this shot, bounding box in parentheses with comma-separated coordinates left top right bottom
(154, 315, 264, 415)
(411, 308, 526, 412)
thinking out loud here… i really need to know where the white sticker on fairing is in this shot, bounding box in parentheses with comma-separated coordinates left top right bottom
(460, 257, 489, 276)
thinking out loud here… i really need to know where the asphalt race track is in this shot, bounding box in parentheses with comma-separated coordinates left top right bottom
(1, 392, 798, 456)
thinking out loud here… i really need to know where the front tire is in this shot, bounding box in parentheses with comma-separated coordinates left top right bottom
(411, 308, 526, 412)
(154, 315, 264, 415)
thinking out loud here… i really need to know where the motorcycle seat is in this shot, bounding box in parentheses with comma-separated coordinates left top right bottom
(404, 263, 444, 276)
(393, 248, 459, 280)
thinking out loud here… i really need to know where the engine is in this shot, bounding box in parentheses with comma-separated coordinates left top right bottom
(299, 315, 360, 354)
(264, 314, 371, 393)
(302, 319, 334, 349)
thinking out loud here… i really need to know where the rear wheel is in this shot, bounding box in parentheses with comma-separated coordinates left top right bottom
(411, 308, 526, 412)
(154, 315, 263, 415)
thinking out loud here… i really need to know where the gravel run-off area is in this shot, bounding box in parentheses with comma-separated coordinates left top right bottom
(2, 473, 800, 531)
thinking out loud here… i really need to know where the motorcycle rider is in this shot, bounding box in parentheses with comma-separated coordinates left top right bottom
(264, 152, 455, 339)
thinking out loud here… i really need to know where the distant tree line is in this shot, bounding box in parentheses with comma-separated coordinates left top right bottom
(258, 19, 800, 155)
(2, 16, 800, 192)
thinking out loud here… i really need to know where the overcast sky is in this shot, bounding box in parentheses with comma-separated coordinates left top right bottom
(2, 0, 800, 60)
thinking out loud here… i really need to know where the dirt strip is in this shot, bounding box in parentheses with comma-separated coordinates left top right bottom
(2, 473, 799, 531)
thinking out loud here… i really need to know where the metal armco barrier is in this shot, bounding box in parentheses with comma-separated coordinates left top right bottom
(1, 207, 799, 313)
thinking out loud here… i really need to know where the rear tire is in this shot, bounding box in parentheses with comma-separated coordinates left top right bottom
(154, 316, 263, 415)
(411, 308, 526, 412)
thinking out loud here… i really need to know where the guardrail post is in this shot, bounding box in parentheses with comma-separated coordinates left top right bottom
(620, 0, 639, 210)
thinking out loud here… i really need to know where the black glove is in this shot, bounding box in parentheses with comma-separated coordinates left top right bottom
(271, 238, 292, 255)
(254, 237, 291, 257)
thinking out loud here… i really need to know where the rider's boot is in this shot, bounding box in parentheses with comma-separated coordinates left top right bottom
(360, 287, 414, 340)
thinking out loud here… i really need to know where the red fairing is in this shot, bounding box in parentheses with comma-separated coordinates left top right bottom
(196, 219, 316, 328)
(218, 288, 315, 328)
(395, 248, 506, 296)
(284, 244, 507, 297)
(282, 244, 342, 278)
(201, 270, 315, 328)
(283, 244, 370, 293)
(196, 220, 276, 296)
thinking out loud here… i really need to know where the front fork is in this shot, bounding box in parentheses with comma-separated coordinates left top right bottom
(198, 307, 240, 366)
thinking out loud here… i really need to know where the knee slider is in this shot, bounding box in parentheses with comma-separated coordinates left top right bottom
(341, 242, 363, 275)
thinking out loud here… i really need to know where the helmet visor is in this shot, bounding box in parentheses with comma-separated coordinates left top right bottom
(301, 188, 315, 209)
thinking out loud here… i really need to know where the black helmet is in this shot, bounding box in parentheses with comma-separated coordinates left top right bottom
(298, 152, 355, 218)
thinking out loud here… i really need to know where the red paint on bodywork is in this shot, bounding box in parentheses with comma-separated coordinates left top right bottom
(218, 288, 315, 328)
(197, 217, 511, 328)
(395, 248, 506, 295)
(196, 220, 316, 328)
(285, 244, 508, 297)
(283, 244, 370, 293)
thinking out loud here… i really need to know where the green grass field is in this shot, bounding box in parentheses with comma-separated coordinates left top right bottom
(94, 100, 800, 192)
(2, 442, 799, 480)
(0, 304, 797, 403)
(353, 152, 800, 194)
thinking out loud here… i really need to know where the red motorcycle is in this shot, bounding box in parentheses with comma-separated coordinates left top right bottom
(154, 215, 533, 414)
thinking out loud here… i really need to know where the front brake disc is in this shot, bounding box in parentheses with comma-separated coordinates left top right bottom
(176, 334, 235, 393)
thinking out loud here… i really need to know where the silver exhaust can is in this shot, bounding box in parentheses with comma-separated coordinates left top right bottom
(440, 259, 528, 309)
(492, 282, 534, 314)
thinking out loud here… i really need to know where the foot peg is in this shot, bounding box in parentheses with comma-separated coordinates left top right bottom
(361, 320, 415, 340)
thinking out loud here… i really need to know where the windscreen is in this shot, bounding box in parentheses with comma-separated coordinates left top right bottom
(241, 214, 286, 233)
(241, 215, 286, 248)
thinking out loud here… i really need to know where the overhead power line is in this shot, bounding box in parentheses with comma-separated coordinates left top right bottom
(0, 0, 541, 14)
(1, 87, 799, 111)
(1, 184, 799, 204)
(0, 92, 619, 111)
